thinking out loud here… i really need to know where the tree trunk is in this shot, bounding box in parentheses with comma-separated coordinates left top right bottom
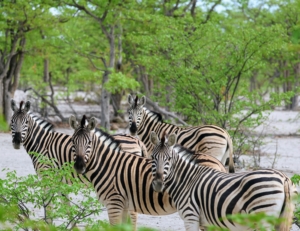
(100, 25, 115, 131)
(41, 58, 50, 118)
(101, 71, 111, 130)
(111, 92, 123, 118)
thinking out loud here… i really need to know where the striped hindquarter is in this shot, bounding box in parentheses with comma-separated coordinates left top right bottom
(127, 94, 234, 172)
(69, 116, 177, 228)
(150, 132, 297, 231)
(111, 133, 148, 158)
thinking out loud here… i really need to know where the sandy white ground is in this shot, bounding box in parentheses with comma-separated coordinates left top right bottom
(0, 110, 300, 230)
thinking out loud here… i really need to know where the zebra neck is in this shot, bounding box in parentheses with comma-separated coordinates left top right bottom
(164, 148, 202, 199)
(84, 132, 121, 172)
(138, 108, 180, 152)
(92, 129, 122, 152)
(23, 119, 49, 153)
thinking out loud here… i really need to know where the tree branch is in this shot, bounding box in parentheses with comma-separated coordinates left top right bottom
(201, 0, 221, 24)
(142, 95, 187, 125)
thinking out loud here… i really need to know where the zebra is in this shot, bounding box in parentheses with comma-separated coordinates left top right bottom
(68, 115, 229, 229)
(149, 131, 297, 231)
(10, 99, 148, 227)
(127, 94, 235, 173)
(106, 133, 147, 157)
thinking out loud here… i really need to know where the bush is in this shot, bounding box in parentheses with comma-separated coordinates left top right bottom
(0, 155, 102, 230)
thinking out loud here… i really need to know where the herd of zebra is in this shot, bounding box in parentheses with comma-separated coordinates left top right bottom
(9, 94, 297, 231)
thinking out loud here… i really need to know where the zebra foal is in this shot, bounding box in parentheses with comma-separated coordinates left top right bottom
(127, 94, 235, 172)
(150, 131, 297, 231)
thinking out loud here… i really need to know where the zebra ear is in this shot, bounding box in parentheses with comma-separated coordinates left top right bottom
(88, 117, 97, 130)
(11, 99, 18, 112)
(150, 131, 159, 145)
(139, 96, 146, 106)
(128, 94, 134, 105)
(24, 101, 30, 112)
(69, 115, 78, 130)
(167, 134, 177, 147)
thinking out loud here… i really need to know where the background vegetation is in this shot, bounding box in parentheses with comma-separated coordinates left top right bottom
(1, 0, 300, 230)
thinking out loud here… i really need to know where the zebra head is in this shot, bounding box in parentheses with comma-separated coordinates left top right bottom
(127, 94, 146, 136)
(150, 131, 177, 193)
(10, 100, 31, 149)
(69, 115, 97, 174)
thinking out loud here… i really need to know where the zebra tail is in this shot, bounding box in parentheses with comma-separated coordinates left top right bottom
(277, 178, 296, 231)
(226, 134, 235, 173)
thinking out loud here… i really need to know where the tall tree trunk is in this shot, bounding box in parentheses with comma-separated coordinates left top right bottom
(111, 23, 124, 119)
(1, 37, 26, 123)
(41, 58, 50, 118)
(101, 71, 111, 130)
(100, 25, 115, 131)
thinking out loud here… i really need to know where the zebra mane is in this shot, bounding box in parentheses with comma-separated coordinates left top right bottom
(134, 95, 138, 107)
(93, 127, 122, 149)
(144, 108, 163, 122)
(161, 131, 166, 147)
(80, 115, 120, 148)
(81, 115, 87, 128)
(29, 113, 55, 132)
(19, 101, 24, 112)
(173, 145, 198, 164)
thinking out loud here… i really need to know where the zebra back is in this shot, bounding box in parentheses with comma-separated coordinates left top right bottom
(93, 128, 148, 158)
(112, 133, 148, 157)
(28, 112, 54, 132)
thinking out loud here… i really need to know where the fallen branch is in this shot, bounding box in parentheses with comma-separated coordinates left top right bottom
(143, 95, 187, 126)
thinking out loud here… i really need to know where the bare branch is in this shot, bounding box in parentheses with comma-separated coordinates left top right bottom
(142, 95, 187, 125)
(201, 0, 222, 24)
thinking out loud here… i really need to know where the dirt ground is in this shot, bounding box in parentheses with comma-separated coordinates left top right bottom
(0, 110, 300, 231)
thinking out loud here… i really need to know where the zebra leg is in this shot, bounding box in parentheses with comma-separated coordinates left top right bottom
(178, 209, 200, 231)
(129, 211, 137, 231)
(183, 219, 200, 231)
(120, 210, 137, 231)
(106, 203, 124, 226)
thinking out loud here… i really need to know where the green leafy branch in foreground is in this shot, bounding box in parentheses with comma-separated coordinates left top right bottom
(291, 174, 300, 227)
(0, 153, 157, 230)
(0, 153, 103, 230)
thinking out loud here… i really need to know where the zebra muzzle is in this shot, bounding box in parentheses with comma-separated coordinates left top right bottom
(152, 179, 164, 192)
(129, 121, 137, 136)
(74, 155, 86, 174)
(12, 132, 21, 149)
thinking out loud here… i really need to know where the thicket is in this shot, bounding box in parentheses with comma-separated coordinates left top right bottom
(0, 166, 299, 230)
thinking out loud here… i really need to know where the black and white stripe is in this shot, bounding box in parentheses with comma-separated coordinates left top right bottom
(127, 94, 235, 173)
(69, 115, 178, 230)
(150, 131, 297, 231)
(10, 100, 147, 183)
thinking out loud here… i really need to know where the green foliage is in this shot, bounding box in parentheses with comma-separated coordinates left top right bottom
(104, 71, 140, 94)
(291, 174, 300, 227)
(291, 174, 300, 186)
(207, 213, 284, 231)
(0, 153, 102, 230)
(0, 152, 158, 230)
(0, 115, 9, 132)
